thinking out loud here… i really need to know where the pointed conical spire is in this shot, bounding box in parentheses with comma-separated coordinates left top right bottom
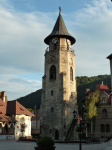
(44, 12, 76, 45)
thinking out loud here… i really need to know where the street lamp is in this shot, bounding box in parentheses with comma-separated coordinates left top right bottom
(83, 110, 87, 138)
(73, 110, 77, 118)
(79, 119, 82, 150)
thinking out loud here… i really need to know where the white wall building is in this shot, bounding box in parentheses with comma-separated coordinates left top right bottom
(0, 91, 34, 140)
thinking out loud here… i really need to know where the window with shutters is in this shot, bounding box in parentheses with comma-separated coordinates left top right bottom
(106, 124, 110, 132)
(70, 67, 73, 81)
(101, 124, 105, 132)
(102, 109, 107, 118)
(50, 65, 56, 79)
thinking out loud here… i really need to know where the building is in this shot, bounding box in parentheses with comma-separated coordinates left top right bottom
(40, 11, 78, 140)
(31, 109, 40, 134)
(0, 91, 34, 140)
(81, 83, 111, 139)
(107, 53, 112, 105)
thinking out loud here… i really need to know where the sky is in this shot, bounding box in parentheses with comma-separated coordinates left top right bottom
(0, 0, 112, 100)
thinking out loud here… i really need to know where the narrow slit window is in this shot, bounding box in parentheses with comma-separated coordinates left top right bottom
(51, 90, 53, 96)
(70, 67, 73, 81)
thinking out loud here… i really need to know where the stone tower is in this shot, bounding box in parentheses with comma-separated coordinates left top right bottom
(40, 12, 78, 140)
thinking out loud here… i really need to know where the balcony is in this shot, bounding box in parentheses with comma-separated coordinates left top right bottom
(45, 45, 75, 54)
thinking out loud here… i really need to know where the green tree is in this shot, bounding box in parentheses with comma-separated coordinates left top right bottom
(85, 90, 101, 136)
(85, 90, 100, 119)
(27, 108, 34, 112)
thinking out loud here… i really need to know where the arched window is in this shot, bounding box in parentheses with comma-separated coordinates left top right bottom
(102, 109, 107, 118)
(50, 65, 56, 79)
(70, 67, 73, 81)
(102, 97, 106, 103)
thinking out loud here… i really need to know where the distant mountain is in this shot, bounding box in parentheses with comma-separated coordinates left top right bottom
(17, 75, 111, 113)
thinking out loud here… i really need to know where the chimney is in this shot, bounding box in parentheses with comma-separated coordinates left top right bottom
(1, 91, 5, 102)
(95, 84, 100, 90)
(86, 89, 90, 93)
(107, 53, 112, 107)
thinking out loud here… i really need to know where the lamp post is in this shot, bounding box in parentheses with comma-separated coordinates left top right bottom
(73, 110, 77, 119)
(83, 110, 87, 138)
(79, 119, 82, 150)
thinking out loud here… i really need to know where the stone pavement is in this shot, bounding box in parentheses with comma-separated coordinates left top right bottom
(0, 140, 108, 150)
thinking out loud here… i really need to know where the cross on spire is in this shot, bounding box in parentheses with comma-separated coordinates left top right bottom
(59, 7, 61, 12)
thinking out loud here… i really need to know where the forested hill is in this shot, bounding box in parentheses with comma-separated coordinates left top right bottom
(17, 75, 111, 111)
(17, 89, 42, 110)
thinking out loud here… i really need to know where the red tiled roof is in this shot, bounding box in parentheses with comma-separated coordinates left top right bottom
(0, 114, 17, 122)
(0, 98, 8, 114)
(100, 84, 110, 90)
(81, 84, 111, 104)
(6, 100, 34, 116)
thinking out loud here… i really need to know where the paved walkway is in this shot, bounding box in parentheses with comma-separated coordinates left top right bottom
(0, 140, 108, 150)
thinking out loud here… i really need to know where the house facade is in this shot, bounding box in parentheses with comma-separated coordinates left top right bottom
(81, 83, 112, 140)
(0, 91, 34, 140)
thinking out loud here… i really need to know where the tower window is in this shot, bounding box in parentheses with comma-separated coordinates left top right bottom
(51, 107, 54, 113)
(51, 90, 53, 96)
(50, 65, 56, 79)
(71, 58, 73, 64)
(70, 67, 73, 81)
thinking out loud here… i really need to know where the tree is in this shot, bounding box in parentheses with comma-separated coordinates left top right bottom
(85, 90, 101, 136)
(27, 108, 34, 112)
(85, 90, 100, 119)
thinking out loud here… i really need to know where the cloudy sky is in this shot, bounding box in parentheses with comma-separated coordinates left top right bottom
(0, 0, 112, 100)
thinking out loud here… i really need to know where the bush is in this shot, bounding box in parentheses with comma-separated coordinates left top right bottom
(76, 125, 84, 132)
(36, 135, 54, 147)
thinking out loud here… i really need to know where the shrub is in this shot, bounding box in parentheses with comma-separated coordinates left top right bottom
(36, 135, 54, 147)
(76, 125, 84, 132)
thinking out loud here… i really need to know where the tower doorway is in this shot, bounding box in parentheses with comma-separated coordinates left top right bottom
(55, 129, 59, 140)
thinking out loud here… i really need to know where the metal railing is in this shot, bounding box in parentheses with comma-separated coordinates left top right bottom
(45, 45, 75, 54)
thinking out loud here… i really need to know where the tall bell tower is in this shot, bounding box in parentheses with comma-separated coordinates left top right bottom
(40, 11, 78, 140)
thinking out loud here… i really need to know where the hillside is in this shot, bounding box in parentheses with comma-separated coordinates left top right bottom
(17, 89, 42, 110)
(17, 75, 111, 114)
